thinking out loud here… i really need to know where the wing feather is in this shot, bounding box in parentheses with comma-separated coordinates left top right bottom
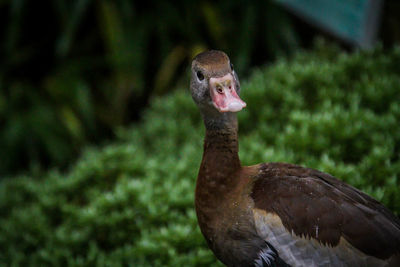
(250, 162, 400, 260)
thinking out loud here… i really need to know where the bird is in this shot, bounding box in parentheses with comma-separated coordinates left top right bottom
(190, 50, 400, 267)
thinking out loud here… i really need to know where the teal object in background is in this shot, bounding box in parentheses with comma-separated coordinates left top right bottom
(277, 0, 383, 48)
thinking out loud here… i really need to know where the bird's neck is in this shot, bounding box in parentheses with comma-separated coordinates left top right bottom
(195, 112, 247, 245)
(195, 112, 243, 238)
(199, 112, 241, 184)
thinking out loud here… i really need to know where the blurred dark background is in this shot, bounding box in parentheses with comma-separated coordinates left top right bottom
(0, 0, 399, 177)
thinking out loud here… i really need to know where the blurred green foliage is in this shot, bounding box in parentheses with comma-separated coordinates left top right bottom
(0, 0, 298, 176)
(1, 43, 400, 266)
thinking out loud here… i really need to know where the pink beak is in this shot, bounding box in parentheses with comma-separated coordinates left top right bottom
(209, 73, 246, 113)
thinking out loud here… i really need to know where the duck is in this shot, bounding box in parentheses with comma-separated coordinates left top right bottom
(190, 50, 400, 267)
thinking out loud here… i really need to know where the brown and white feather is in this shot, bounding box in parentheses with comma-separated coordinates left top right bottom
(250, 162, 400, 265)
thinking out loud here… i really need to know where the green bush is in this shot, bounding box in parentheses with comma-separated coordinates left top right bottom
(1, 44, 400, 266)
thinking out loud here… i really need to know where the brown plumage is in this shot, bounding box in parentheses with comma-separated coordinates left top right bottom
(252, 162, 400, 260)
(190, 50, 400, 267)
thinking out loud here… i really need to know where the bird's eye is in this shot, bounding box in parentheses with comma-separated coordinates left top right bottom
(197, 71, 204, 81)
(230, 62, 234, 71)
(216, 85, 223, 94)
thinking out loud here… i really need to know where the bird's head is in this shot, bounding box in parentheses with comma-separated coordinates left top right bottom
(190, 50, 246, 115)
